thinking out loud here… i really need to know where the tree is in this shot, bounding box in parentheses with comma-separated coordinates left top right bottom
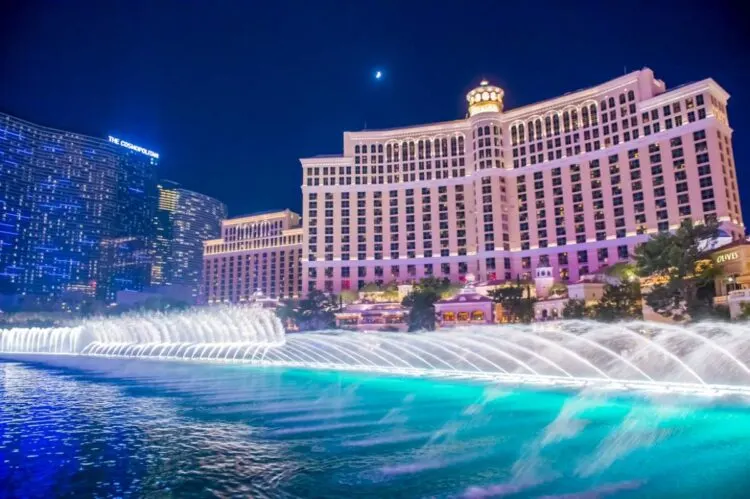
(338, 289, 359, 305)
(400, 277, 455, 331)
(402, 288, 440, 331)
(277, 289, 337, 331)
(605, 262, 638, 282)
(562, 299, 589, 319)
(634, 219, 721, 321)
(415, 276, 459, 298)
(488, 284, 536, 323)
(590, 282, 642, 321)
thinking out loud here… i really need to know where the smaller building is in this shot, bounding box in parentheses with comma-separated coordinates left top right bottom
(202, 210, 303, 304)
(334, 301, 408, 331)
(435, 278, 494, 327)
(710, 240, 750, 318)
(534, 276, 607, 321)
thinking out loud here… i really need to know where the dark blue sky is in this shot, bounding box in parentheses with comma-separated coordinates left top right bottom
(1, 1, 747, 219)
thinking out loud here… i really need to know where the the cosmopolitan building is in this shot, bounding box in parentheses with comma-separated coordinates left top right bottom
(0, 112, 159, 302)
(301, 68, 742, 293)
(202, 210, 303, 303)
(152, 181, 226, 302)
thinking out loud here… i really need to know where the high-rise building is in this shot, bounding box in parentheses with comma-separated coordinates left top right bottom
(97, 236, 153, 303)
(0, 112, 159, 302)
(300, 68, 743, 294)
(152, 181, 226, 302)
(202, 210, 303, 303)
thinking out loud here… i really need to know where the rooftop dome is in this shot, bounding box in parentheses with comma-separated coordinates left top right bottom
(466, 80, 504, 116)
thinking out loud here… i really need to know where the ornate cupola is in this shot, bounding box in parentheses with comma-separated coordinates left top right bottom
(466, 80, 504, 116)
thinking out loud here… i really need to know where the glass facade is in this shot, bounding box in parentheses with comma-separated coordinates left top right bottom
(0, 112, 158, 303)
(153, 182, 226, 301)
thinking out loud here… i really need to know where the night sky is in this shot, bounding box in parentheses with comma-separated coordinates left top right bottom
(1, 1, 748, 220)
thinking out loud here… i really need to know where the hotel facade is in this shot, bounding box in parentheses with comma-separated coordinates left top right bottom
(300, 68, 743, 294)
(202, 210, 303, 303)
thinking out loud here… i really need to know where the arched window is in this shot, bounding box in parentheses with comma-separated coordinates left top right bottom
(589, 104, 598, 125)
(553, 114, 560, 135)
(378, 144, 383, 153)
(582, 107, 589, 127)
(483, 125, 490, 135)
(355, 145, 360, 154)
(571, 109, 579, 130)
(545, 116, 552, 136)
(511, 126, 518, 146)
(386, 144, 392, 160)
(527, 122, 535, 141)
(535, 120, 542, 138)
(457, 136, 465, 154)
(619, 93, 626, 104)
(608, 97, 615, 108)
(563, 111, 571, 133)
(518, 124, 525, 143)
(600, 99, 607, 111)
(627, 90, 635, 101)
(370, 144, 376, 153)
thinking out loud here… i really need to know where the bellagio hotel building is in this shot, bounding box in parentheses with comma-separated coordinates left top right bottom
(300, 68, 742, 295)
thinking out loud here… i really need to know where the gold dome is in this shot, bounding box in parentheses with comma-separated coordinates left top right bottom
(466, 80, 504, 116)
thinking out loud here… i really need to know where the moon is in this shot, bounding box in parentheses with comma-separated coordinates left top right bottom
(375, 70, 383, 80)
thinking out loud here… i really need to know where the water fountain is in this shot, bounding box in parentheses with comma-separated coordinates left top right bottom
(2, 307, 750, 396)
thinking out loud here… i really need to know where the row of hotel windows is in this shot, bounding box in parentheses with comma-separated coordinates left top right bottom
(223, 220, 286, 241)
(353, 136, 466, 161)
(509, 92, 711, 169)
(304, 160, 468, 186)
(307, 244, 631, 292)
(307, 185, 468, 262)
(305, 130, 495, 187)
(204, 251, 302, 299)
(516, 129, 719, 251)
(716, 130, 741, 221)
(204, 234, 303, 255)
(305, 93, 719, 186)
(479, 175, 510, 251)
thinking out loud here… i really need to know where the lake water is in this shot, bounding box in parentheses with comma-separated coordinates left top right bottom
(1, 357, 750, 498)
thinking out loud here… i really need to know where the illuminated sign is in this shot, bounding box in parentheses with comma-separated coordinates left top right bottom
(108, 136, 159, 159)
(715, 251, 740, 264)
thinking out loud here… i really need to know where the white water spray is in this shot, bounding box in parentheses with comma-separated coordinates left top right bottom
(2, 311, 750, 396)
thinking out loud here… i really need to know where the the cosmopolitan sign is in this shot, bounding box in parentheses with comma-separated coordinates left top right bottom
(108, 136, 159, 159)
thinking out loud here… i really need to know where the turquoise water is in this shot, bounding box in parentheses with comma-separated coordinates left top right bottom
(1, 358, 750, 498)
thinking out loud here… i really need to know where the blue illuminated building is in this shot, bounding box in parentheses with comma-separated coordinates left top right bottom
(0, 112, 158, 305)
